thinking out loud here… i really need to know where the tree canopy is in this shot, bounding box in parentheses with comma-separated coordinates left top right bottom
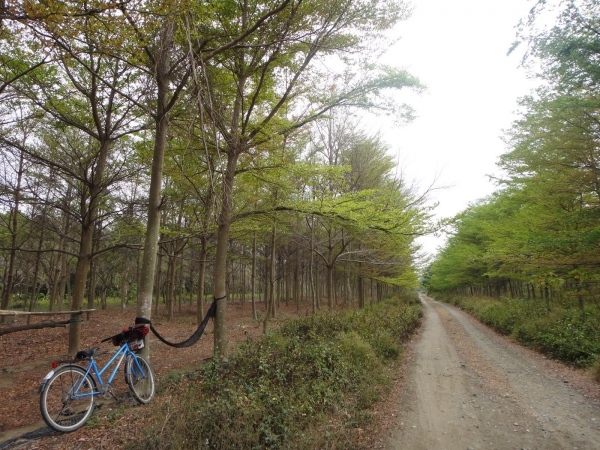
(0, 0, 431, 356)
(426, 0, 600, 310)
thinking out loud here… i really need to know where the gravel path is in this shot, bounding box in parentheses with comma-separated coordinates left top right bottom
(386, 295, 600, 450)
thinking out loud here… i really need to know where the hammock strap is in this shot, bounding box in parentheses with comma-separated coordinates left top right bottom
(143, 296, 224, 348)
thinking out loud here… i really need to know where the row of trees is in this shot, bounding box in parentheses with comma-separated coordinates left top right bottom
(425, 0, 600, 310)
(0, 1, 431, 357)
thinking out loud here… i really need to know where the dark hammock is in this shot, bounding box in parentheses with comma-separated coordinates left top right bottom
(135, 297, 220, 348)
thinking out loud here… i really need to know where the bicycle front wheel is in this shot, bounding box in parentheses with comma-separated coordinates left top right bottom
(125, 355, 155, 404)
(40, 365, 96, 432)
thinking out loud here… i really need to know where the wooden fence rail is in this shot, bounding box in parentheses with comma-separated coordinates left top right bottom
(0, 309, 96, 336)
(0, 309, 95, 316)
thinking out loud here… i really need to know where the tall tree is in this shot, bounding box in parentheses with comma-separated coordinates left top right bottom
(196, 0, 420, 359)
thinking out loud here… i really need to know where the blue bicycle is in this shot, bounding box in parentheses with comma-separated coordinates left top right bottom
(39, 322, 155, 432)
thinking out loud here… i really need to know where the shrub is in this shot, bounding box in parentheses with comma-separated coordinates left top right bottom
(133, 299, 422, 449)
(525, 311, 600, 367)
(439, 294, 600, 368)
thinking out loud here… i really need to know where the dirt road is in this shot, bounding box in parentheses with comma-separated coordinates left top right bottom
(387, 295, 600, 450)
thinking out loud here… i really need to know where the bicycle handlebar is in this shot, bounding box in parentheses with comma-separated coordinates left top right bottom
(101, 322, 150, 344)
(101, 333, 120, 343)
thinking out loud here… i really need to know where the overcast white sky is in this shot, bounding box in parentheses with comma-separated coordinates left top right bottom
(371, 0, 543, 257)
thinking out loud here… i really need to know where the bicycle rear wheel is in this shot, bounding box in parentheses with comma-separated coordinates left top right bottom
(40, 365, 96, 432)
(125, 355, 155, 404)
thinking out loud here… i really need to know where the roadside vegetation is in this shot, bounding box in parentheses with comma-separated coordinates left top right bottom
(424, 1, 600, 381)
(131, 293, 422, 450)
(434, 293, 600, 369)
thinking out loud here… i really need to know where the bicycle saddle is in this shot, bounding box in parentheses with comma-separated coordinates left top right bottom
(75, 346, 99, 360)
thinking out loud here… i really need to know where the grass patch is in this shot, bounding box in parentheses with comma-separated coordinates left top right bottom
(130, 292, 422, 449)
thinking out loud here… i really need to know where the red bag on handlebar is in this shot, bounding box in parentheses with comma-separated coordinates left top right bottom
(112, 324, 149, 346)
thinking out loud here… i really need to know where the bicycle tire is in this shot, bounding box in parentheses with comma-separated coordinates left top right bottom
(125, 355, 155, 404)
(40, 365, 97, 432)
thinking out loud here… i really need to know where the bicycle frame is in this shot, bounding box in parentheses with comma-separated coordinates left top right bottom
(71, 344, 146, 399)
(39, 323, 155, 433)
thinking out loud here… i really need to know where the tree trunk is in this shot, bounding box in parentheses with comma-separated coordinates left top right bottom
(241, 247, 246, 305)
(27, 226, 45, 324)
(86, 221, 101, 319)
(251, 231, 257, 320)
(21, 260, 31, 312)
(326, 263, 334, 311)
(178, 251, 184, 313)
(67, 212, 93, 354)
(263, 226, 276, 333)
(210, 0, 251, 359)
(212, 152, 239, 360)
(197, 237, 207, 324)
(120, 254, 130, 311)
(68, 138, 111, 355)
(0, 152, 24, 322)
(189, 250, 194, 306)
(263, 246, 269, 308)
(230, 252, 235, 303)
(136, 22, 176, 359)
(1, 263, 7, 312)
(101, 287, 108, 310)
(358, 273, 364, 308)
(154, 252, 163, 317)
(49, 257, 61, 312)
(87, 258, 95, 312)
(167, 255, 176, 321)
(309, 218, 316, 313)
(346, 271, 351, 307)
(294, 249, 300, 311)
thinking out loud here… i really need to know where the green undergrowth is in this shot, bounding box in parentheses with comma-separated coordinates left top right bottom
(131, 293, 422, 450)
(436, 293, 600, 368)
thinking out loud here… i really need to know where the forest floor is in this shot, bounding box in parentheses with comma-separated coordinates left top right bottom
(385, 294, 600, 450)
(0, 300, 410, 449)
